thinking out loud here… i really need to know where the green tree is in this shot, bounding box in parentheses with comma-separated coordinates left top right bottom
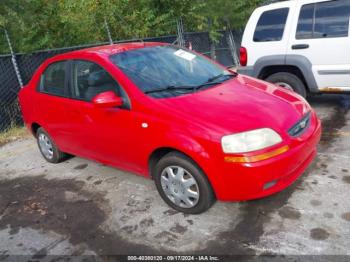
(0, 0, 264, 54)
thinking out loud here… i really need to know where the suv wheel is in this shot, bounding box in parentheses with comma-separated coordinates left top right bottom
(265, 72, 307, 98)
(36, 127, 68, 163)
(154, 152, 215, 214)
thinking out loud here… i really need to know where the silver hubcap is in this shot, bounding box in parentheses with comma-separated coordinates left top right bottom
(275, 82, 294, 91)
(160, 166, 200, 208)
(38, 133, 54, 159)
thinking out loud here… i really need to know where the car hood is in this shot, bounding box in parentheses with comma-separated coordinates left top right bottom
(154, 75, 311, 138)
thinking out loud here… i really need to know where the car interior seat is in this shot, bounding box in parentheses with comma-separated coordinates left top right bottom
(84, 66, 119, 101)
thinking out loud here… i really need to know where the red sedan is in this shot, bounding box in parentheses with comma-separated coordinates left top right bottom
(18, 42, 321, 213)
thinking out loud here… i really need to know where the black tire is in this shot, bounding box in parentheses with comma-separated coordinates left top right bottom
(153, 152, 215, 214)
(265, 72, 307, 98)
(36, 127, 67, 163)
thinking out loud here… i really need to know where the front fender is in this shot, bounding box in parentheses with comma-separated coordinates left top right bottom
(165, 133, 211, 164)
(146, 130, 221, 196)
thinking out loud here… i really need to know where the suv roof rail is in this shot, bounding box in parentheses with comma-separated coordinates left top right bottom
(259, 0, 290, 7)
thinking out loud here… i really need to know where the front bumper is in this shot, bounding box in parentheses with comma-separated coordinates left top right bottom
(211, 112, 321, 201)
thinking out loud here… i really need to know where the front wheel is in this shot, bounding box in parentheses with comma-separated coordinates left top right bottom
(154, 152, 215, 214)
(36, 127, 68, 163)
(265, 72, 307, 98)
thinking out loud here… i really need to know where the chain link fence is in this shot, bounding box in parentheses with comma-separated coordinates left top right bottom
(0, 30, 242, 132)
(0, 55, 22, 131)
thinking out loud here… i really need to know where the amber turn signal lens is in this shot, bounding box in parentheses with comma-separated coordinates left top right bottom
(224, 145, 289, 163)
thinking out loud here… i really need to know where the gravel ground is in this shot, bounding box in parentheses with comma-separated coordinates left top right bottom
(0, 94, 349, 260)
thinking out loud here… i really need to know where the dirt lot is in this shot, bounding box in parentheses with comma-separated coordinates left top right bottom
(0, 94, 349, 259)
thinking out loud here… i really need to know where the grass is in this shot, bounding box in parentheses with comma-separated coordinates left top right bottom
(0, 126, 31, 147)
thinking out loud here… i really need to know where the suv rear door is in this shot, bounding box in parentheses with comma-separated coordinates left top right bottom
(242, 1, 296, 66)
(287, 0, 350, 91)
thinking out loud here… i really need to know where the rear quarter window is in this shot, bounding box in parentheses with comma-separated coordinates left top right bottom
(253, 8, 289, 42)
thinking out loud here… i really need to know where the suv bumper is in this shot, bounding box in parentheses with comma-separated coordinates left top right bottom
(237, 66, 255, 77)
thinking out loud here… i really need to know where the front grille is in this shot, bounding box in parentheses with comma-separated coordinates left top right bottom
(288, 112, 311, 137)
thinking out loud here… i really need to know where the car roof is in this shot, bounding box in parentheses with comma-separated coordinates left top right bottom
(47, 41, 170, 63)
(65, 42, 168, 57)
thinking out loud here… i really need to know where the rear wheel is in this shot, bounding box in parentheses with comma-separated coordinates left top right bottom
(265, 72, 307, 98)
(154, 152, 215, 214)
(36, 127, 67, 163)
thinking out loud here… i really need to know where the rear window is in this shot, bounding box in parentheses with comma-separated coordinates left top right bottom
(253, 8, 289, 42)
(296, 0, 350, 39)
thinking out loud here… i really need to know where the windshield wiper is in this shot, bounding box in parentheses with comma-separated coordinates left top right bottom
(195, 73, 236, 91)
(144, 85, 195, 94)
(207, 72, 236, 83)
(145, 73, 237, 95)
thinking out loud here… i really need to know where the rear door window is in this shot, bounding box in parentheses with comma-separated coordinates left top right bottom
(40, 61, 67, 96)
(253, 8, 289, 42)
(296, 0, 350, 39)
(295, 4, 314, 39)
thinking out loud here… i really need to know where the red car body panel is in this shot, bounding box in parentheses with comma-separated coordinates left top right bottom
(18, 42, 321, 201)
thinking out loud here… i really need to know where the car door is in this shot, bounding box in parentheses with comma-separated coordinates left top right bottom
(287, 0, 350, 91)
(242, 1, 296, 66)
(63, 59, 142, 172)
(35, 60, 73, 151)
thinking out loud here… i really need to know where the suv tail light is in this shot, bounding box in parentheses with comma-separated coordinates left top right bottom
(240, 47, 247, 66)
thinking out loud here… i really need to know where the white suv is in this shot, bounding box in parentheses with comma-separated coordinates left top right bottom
(238, 0, 350, 97)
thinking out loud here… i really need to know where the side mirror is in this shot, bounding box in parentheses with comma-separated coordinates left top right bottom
(92, 91, 124, 108)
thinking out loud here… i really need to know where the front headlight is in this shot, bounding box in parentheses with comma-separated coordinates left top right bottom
(221, 128, 282, 153)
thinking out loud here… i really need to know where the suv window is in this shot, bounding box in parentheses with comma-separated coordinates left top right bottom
(40, 61, 67, 96)
(253, 8, 289, 42)
(72, 60, 121, 101)
(296, 0, 350, 39)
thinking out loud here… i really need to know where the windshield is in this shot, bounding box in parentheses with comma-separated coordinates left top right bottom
(110, 45, 233, 98)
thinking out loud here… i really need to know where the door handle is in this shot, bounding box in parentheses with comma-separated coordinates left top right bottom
(291, 44, 309, 50)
